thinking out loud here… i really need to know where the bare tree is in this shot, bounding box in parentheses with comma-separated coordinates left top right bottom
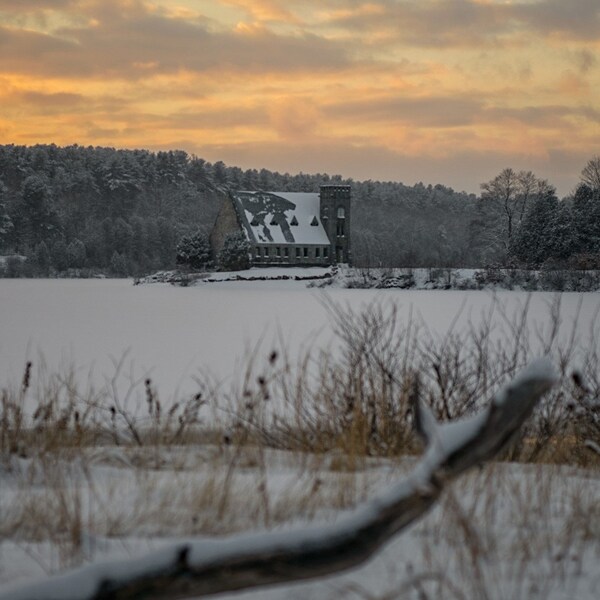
(480, 168, 555, 258)
(3, 359, 557, 600)
(580, 156, 600, 190)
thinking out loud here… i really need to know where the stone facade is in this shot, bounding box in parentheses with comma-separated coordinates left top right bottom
(250, 242, 332, 267)
(320, 185, 352, 265)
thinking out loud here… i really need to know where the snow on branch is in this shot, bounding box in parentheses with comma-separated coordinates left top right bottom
(3, 358, 557, 600)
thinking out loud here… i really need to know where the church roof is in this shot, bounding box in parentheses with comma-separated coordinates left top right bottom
(231, 191, 330, 246)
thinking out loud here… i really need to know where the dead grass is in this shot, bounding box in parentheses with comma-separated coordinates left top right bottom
(2, 295, 599, 471)
(407, 462, 600, 600)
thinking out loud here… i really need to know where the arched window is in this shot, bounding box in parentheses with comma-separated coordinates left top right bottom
(337, 207, 345, 218)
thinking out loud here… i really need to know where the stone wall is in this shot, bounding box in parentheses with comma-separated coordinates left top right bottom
(209, 194, 242, 261)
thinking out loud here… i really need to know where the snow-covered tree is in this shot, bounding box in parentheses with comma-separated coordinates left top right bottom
(0, 180, 13, 249)
(212, 160, 229, 186)
(509, 187, 572, 266)
(19, 174, 59, 248)
(176, 230, 211, 270)
(98, 152, 142, 218)
(571, 183, 600, 255)
(218, 231, 250, 271)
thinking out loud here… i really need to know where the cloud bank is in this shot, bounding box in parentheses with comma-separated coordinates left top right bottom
(0, 0, 598, 195)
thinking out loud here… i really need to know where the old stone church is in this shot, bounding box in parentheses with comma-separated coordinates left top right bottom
(210, 185, 352, 266)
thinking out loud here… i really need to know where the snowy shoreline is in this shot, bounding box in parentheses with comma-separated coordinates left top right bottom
(137, 265, 600, 292)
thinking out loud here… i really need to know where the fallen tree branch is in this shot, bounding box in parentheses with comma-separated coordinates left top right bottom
(3, 358, 557, 600)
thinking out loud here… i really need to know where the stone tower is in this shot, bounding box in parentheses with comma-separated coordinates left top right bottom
(319, 184, 351, 265)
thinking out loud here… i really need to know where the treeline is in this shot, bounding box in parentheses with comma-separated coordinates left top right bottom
(352, 162, 600, 270)
(0, 145, 223, 276)
(0, 143, 599, 276)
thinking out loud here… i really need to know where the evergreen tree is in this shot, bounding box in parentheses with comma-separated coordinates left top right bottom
(4, 255, 26, 278)
(51, 239, 69, 272)
(176, 230, 211, 270)
(67, 239, 87, 268)
(33, 241, 51, 276)
(0, 180, 13, 250)
(156, 217, 176, 266)
(130, 216, 148, 270)
(19, 174, 59, 248)
(110, 251, 128, 276)
(509, 188, 566, 266)
(212, 161, 228, 186)
(113, 217, 133, 254)
(218, 231, 250, 271)
(571, 184, 600, 255)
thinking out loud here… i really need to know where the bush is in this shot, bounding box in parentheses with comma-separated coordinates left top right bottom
(218, 231, 250, 271)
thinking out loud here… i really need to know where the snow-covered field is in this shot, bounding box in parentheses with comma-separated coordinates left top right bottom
(1, 277, 600, 402)
(1, 278, 599, 598)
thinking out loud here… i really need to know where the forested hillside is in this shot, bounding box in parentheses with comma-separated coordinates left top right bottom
(0, 144, 598, 276)
(0, 145, 223, 276)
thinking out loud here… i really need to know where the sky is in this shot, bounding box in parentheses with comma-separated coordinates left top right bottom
(0, 0, 598, 196)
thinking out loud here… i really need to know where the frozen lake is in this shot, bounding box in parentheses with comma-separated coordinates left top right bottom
(1, 279, 599, 402)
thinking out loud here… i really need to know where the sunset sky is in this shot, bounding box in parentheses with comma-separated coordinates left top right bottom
(0, 0, 598, 195)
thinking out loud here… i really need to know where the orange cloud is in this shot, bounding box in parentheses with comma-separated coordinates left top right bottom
(268, 97, 321, 140)
(221, 0, 300, 24)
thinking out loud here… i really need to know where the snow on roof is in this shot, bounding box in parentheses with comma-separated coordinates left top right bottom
(231, 191, 331, 246)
